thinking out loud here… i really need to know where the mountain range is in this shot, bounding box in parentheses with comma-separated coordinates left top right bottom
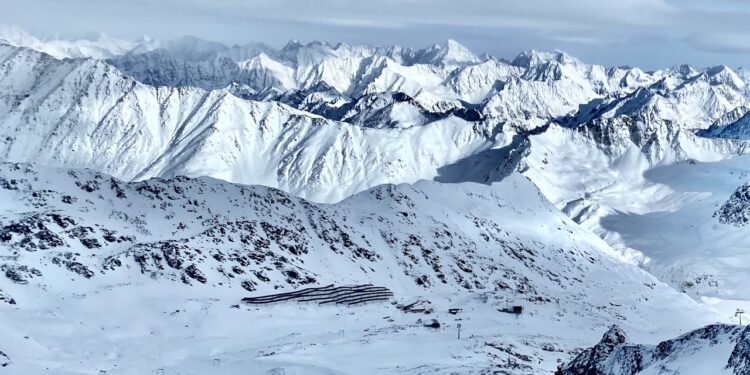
(3, 26, 750, 373)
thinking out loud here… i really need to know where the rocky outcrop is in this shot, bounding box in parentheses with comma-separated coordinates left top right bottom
(560, 324, 750, 375)
(0, 289, 14, 305)
(0, 161, 690, 330)
(558, 325, 638, 375)
(716, 183, 750, 227)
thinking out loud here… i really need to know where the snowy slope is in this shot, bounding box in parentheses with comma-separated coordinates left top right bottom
(0, 162, 717, 374)
(104, 36, 709, 131)
(4, 26, 747, 136)
(698, 109, 750, 140)
(4, 25, 750, 373)
(108, 40, 665, 130)
(4, 31, 750, 301)
(0, 42, 504, 203)
(5, 31, 750, 305)
(522, 123, 750, 302)
(4, 36, 750, 206)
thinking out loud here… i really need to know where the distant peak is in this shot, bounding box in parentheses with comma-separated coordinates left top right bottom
(282, 39, 304, 51)
(511, 49, 577, 68)
(425, 39, 469, 52)
(416, 39, 479, 66)
(445, 38, 466, 49)
(706, 64, 730, 74)
(673, 64, 697, 77)
(445, 39, 474, 55)
(705, 65, 744, 89)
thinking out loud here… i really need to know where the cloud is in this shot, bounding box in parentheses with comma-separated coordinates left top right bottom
(549, 35, 612, 46)
(685, 33, 750, 54)
(0, 0, 675, 34)
(197, 0, 674, 31)
(3, 0, 750, 68)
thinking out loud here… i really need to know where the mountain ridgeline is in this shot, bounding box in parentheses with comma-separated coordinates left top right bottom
(4, 29, 750, 373)
(2, 34, 750, 205)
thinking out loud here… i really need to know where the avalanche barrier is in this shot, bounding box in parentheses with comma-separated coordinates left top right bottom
(242, 284, 394, 306)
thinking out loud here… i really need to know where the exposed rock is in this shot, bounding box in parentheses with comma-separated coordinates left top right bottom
(0, 289, 15, 305)
(184, 264, 207, 284)
(728, 326, 750, 375)
(2, 264, 42, 284)
(716, 183, 750, 227)
(0, 350, 9, 367)
(560, 324, 750, 375)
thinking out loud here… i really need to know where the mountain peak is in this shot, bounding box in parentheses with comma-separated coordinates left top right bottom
(281, 39, 304, 52)
(705, 65, 744, 89)
(672, 63, 698, 78)
(445, 38, 467, 50)
(414, 38, 480, 66)
(511, 49, 577, 68)
(600, 325, 628, 346)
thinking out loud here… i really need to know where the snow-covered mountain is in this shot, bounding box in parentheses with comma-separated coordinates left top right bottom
(698, 108, 750, 140)
(4, 30, 750, 292)
(108, 43, 669, 131)
(5, 26, 750, 373)
(0, 162, 715, 373)
(558, 65, 748, 131)
(3, 35, 750, 205)
(0, 161, 692, 301)
(0, 41, 509, 203)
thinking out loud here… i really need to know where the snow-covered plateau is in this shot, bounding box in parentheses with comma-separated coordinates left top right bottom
(3, 26, 750, 373)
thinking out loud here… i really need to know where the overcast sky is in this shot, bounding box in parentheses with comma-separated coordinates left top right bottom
(3, 0, 750, 69)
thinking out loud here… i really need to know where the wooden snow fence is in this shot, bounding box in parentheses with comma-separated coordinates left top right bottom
(242, 284, 394, 307)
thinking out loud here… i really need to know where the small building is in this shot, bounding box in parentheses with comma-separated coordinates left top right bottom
(498, 305, 524, 315)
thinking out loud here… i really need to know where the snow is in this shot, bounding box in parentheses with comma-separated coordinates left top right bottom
(5, 25, 750, 372)
(0, 42, 510, 203)
(699, 108, 750, 139)
(0, 163, 719, 374)
(594, 155, 750, 300)
(0, 25, 139, 60)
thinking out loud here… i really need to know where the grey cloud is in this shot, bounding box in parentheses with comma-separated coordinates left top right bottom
(3, 0, 750, 69)
(685, 33, 750, 54)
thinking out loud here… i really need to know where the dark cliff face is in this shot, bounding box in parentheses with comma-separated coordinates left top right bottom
(716, 183, 750, 227)
(558, 325, 642, 375)
(560, 324, 750, 375)
(728, 326, 750, 375)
